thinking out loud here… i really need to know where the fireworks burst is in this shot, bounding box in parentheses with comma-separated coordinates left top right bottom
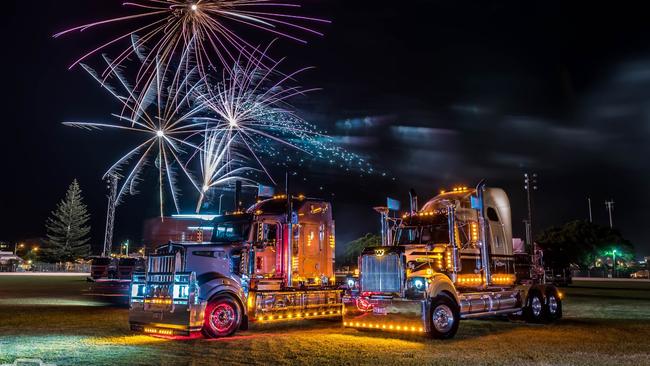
(197, 46, 323, 183)
(54, 0, 329, 102)
(195, 127, 257, 212)
(63, 56, 207, 216)
(58, 4, 373, 215)
(196, 47, 372, 186)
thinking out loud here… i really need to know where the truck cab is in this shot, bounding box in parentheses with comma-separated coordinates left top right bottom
(129, 195, 342, 338)
(343, 184, 562, 339)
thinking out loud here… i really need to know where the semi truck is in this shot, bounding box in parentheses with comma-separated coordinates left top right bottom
(128, 195, 342, 337)
(343, 182, 563, 339)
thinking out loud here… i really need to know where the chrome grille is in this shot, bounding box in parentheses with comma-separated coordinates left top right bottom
(360, 253, 402, 293)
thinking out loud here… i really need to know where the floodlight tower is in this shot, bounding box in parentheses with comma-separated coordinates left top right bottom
(103, 174, 119, 257)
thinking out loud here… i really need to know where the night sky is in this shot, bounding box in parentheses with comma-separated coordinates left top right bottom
(2, 1, 649, 256)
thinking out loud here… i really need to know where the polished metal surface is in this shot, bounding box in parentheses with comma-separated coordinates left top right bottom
(360, 253, 402, 293)
(531, 296, 542, 317)
(458, 290, 520, 315)
(548, 294, 558, 315)
(431, 304, 454, 333)
(210, 303, 236, 333)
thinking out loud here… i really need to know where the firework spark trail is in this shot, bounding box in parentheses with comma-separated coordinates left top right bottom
(195, 127, 257, 212)
(54, 0, 330, 108)
(63, 57, 209, 217)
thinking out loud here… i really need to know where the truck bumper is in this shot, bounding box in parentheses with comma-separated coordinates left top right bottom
(342, 295, 428, 333)
(129, 301, 206, 336)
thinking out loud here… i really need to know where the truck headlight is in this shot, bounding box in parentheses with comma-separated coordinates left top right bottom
(413, 279, 424, 290)
(131, 284, 145, 298)
(409, 277, 426, 291)
(173, 284, 189, 299)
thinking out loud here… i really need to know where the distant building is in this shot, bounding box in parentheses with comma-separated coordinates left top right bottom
(0, 251, 22, 262)
(0, 251, 23, 271)
(141, 214, 219, 250)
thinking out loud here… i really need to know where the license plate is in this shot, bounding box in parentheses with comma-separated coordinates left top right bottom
(373, 306, 387, 315)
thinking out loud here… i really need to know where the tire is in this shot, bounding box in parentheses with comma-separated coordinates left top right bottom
(523, 291, 544, 323)
(428, 293, 460, 339)
(202, 295, 242, 338)
(544, 290, 562, 322)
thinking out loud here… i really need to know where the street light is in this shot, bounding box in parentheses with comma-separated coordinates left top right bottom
(612, 249, 617, 278)
(122, 240, 130, 256)
(14, 243, 24, 255)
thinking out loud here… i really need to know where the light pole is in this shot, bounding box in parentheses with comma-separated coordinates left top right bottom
(123, 240, 129, 256)
(605, 200, 615, 228)
(524, 173, 538, 251)
(14, 243, 24, 255)
(612, 249, 617, 278)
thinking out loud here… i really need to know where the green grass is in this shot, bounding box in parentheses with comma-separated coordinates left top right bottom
(1, 277, 650, 365)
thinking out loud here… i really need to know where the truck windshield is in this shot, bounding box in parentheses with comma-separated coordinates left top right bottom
(396, 224, 449, 245)
(211, 222, 250, 242)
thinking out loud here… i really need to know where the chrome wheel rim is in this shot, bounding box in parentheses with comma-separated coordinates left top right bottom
(432, 304, 454, 333)
(531, 296, 542, 317)
(210, 303, 235, 334)
(548, 295, 558, 315)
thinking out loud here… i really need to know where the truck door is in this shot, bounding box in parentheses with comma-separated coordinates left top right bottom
(252, 221, 281, 277)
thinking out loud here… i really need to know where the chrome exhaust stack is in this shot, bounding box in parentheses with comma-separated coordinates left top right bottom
(475, 180, 492, 286)
(445, 201, 461, 283)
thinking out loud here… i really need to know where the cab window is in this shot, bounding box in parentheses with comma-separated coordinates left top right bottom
(211, 222, 249, 242)
(254, 223, 279, 246)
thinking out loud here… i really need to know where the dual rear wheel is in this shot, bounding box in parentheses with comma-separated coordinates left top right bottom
(524, 290, 562, 323)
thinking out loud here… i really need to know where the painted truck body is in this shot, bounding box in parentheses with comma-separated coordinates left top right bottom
(343, 184, 562, 339)
(128, 196, 342, 337)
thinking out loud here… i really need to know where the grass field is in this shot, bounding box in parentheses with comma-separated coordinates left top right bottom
(1, 277, 649, 366)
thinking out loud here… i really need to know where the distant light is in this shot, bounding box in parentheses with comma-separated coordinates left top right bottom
(190, 4, 198, 11)
(156, 130, 164, 137)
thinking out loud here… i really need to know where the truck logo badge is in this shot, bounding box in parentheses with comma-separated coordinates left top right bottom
(374, 249, 385, 257)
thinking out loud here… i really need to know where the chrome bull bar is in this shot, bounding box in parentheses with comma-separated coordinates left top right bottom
(342, 295, 429, 333)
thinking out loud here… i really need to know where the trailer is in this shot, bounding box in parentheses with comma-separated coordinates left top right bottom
(128, 195, 342, 337)
(343, 182, 562, 339)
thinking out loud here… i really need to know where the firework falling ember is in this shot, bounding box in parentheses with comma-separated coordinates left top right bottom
(63, 56, 208, 216)
(54, 0, 330, 100)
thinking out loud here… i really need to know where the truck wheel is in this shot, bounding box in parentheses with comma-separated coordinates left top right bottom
(428, 294, 460, 339)
(523, 291, 544, 323)
(202, 295, 241, 338)
(544, 290, 562, 322)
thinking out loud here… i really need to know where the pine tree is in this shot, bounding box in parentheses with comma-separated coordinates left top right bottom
(44, 179, 91, 262)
